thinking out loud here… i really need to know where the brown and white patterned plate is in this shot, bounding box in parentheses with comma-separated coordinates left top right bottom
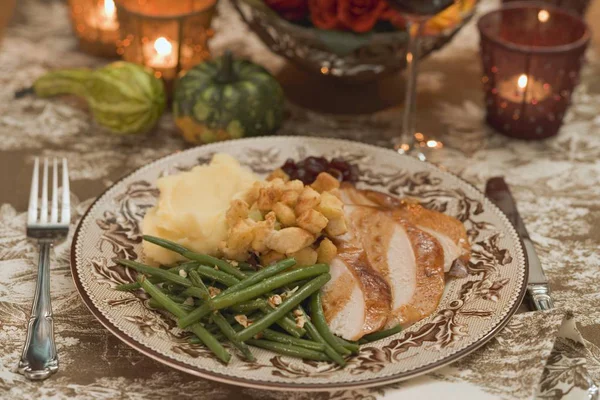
(70, 136, 528, 391)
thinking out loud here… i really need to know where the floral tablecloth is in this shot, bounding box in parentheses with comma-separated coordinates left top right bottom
(1, 0, 599, 399)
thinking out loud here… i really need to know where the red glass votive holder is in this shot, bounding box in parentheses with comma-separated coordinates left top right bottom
(502, 0, 591, 17)
(478, 2, 590, 140)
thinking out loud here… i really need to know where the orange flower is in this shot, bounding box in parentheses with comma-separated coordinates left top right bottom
(309, 0, 342, 29)
(424, 2, 461, 34)
(337, 0, 386, 33)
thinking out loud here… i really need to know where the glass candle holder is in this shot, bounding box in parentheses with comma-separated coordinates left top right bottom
(115, 0, 216, 86)
(68, 0, 121, 57)
(478, 2, 590, 140)
(502, 0, 591, 17)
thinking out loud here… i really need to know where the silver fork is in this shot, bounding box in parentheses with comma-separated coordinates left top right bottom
(18, 157, 70, 380)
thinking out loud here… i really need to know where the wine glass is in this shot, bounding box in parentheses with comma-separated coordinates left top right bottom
(389, 0, 456, 161)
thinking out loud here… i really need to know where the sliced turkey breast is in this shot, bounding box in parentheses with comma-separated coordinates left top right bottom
(343, 203, 445, 328)
(323, 185, 468, 337)
(340, 184, 470, 272)
(321, 240, 392, 340)
(384, 217, 445, 327)
(320, 256, 365, 340)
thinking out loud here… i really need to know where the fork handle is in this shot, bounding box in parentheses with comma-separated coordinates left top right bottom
(18, 241, 59, 380)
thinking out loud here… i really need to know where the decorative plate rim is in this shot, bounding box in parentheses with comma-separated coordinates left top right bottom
(69, 135, 528, 391)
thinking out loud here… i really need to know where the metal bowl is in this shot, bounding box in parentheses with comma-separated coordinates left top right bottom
(231, 0, 477, 83)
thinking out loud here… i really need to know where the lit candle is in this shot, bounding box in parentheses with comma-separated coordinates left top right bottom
(142, 37, 179, 80)
(147, 37, 177, 68)
(498, 74, 550, 104)
(87, 0, 119, 32)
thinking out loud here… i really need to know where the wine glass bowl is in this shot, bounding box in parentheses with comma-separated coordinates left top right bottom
(388, 0, 463, 160)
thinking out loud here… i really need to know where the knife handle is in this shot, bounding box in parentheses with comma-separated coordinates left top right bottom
(485, 177, 530, 240)
(528, 284, 554, 311)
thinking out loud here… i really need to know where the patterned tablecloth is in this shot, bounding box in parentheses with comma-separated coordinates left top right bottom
(1, 0, 599, 399)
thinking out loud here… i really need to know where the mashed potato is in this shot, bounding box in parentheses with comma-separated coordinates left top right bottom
(142, 153, 259, 265)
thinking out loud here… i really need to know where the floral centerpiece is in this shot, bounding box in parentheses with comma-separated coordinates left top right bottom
(264, 0, 475, 35)
(232, 0, 477, 81)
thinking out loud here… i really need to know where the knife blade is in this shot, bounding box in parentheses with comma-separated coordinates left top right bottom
(485, 177, 554, 311)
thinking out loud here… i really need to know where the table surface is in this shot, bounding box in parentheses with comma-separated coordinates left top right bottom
(0, 0, 599, 398)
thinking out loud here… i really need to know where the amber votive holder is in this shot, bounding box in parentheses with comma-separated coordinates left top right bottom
(478, 2, 590, 140)
(68, 0, 121, 57)
(115, 0, 216, 89)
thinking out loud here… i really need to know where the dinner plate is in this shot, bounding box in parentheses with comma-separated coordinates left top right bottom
(70, 136, 527, 391)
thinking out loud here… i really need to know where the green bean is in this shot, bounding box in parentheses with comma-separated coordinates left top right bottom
(235, 258, 296, 286)
(180, 286, 208, 300)
(177, 260, 201, 269)
(229, 309, 303, 340)
(179, 264, 328, 328)
(178, 301, 221, 329)
(185, 253, 246, 279)
(246, 339, 330, 362)
(218, 258, 300, 335)
(188, 332, 226, 343)
(117, 259, 191, 287)
(238, 262, 256, 271)
(115, 262, 199, 291)
(310, 292, 351, 356)
(167, 293, 187, 303)
(195, 265, 241, 286)
(162, 282, 185, 294)
(359, 324, 402, 344)
(142, 235, 246, 279)
(261, 329, 325, 351)
(259, 305, 306, 338)
(188, 336, 203, 344)
(197, 258, 295, 300)
(138, 276, 231, 364)
(202, 322, 222, 335)
(148, 298, 194, 312)
(230, 299, 267, 313)
(211, 312, 255, 361)
(188, 270, 212, 302)
(142, 236, 189, 253)
(298, 305, 346, 366)
(335, 336, 360, 354)
(236, 274, 330, 342)
(210, 265, 329, 312)
(187, 272, 253, 359)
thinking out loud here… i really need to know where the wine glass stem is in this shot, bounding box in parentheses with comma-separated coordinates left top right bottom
(401, 20, 425, 154)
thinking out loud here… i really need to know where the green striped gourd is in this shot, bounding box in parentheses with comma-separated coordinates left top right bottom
(174, 51, 284, 144)
(33, 62, 166, 135)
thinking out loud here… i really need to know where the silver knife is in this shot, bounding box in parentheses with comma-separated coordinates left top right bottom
(485, 177, 554, 311)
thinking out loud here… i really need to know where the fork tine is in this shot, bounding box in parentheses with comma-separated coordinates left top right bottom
(27, 158, 39, 225)
(60, 158, 70, 225)
(50, 158, 59, 223)
(40, 158, 49, 224)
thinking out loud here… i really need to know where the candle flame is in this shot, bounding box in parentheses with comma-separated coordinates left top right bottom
(103, 0, 115, 17)
(518, 74, 528, 89)
(538, 9, 550, 23)
(154, 37, 173, 57)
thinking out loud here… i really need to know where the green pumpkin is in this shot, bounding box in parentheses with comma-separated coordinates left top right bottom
(32, 62, 166, 135)
(174, 51, 285, 144)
